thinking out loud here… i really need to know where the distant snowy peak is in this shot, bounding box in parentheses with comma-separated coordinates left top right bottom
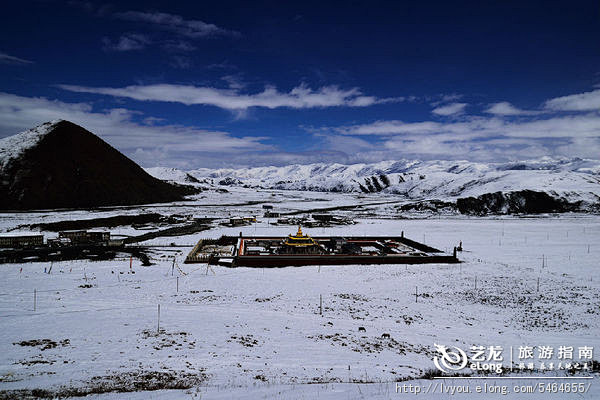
(0, 120, 64, 169)
(497, 157, 600, 173)
(188, 158, 600, 202)
(144, 167, 203, 184)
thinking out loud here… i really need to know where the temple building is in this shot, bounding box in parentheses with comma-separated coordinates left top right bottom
(186, 228, 459, 267)
(278, 226, 325, 254)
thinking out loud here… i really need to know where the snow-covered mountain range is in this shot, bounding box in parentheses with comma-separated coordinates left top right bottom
(146, 158, 600, 201)
(144, 158, 600, 214)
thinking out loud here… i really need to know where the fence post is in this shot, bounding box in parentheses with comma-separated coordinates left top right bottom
(319, 294, 322, 316)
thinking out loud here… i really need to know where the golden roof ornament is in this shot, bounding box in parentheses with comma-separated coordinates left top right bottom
(284, 225, 318, 247)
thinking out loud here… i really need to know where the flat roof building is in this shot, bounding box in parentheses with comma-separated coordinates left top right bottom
(59, 230, 110, 244)
(0, 233, 44, 248)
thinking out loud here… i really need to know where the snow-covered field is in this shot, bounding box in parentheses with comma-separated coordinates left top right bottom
(1, 191, 599, 399)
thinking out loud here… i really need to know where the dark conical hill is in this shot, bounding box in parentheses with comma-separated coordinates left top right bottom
(0, 120, 198, 210)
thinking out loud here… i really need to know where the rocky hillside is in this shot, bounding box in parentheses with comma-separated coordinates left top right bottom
(0, 120, 198, 210)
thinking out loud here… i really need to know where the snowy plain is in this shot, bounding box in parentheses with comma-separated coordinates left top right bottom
(0, 189, 599, 399)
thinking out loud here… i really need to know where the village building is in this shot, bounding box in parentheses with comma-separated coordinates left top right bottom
(0, 233, 44, 248)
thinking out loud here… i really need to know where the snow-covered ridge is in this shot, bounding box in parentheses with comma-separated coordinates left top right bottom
(143, 166, 204, 185)
(180, 158, 600, 203)
(145, 167, 192, 183)
(0, 120, 63, 169)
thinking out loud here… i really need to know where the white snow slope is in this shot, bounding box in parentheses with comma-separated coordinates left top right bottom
(0, 120, 63, 169)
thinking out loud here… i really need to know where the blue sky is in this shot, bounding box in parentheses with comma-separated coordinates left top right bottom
(1, 0, 599, 168)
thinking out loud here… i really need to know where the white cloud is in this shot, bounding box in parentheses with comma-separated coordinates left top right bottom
(553, 137, 600, 159)
(335, 113, 600, 140)
(485, 101, 541, 116)
(57, 83, 398, 111)
(501, 113, 600, 138)
(115, 11, 239, 38)
(102, 33, 151, 51)
(336, 120, 443, 135)
(431, 102, 467, 116)
(317, 110, 600, 163)
(3, 86, 599, 168)
(544, 89, 600, 112)
(0, 52, 33, 65)
(0, 92, 271, 168)
(319, 135, 375, 154)
(438, 94, 463, 103)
